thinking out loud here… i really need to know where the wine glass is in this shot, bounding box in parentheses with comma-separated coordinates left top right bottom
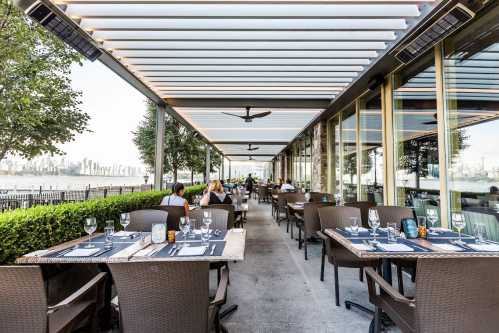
(179, 217, 190, 246)
(84, 217, 97, 248)
(200, 224, 210, 246)
(426, 208, 439, 235)
(120, 213, 130, 235)
(368, 208, 380, 244)
(203, 210, 212, 239)
(334, 192, 343, 206)
(452, 212, 466, 245)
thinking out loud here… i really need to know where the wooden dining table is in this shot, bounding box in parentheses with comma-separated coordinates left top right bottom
(324, 227, 499, 330)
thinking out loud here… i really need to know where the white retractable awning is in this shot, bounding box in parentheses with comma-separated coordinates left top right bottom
(47, 0, 438, 161)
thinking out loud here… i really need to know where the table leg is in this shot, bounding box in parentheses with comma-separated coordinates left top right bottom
(220, 304, 238, 319)
(368, 258, 395, 331)
(98, 263, 114, 330)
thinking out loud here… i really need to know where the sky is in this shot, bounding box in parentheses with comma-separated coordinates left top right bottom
(58, 60, 147, 168)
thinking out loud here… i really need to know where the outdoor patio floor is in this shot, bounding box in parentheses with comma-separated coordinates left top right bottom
(222, 199, 406, 333)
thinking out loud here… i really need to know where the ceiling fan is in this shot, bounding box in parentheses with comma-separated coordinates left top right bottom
(222, 106, 271, 123)
(248, 156, 254, 161)
(422, 113, 476, 125)
(247, 144, 259, 151)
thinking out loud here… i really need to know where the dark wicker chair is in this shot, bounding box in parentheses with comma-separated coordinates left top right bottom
(309, 192, 334, 203)
(317, 206, 378, 306)
(0, 265, 106, 333)
(109, 261, 229, 333)
(286, 192, 306, 237)
(374, 206, 416, 295)
(366, 258, 499, 333)
(345, 201, 376, 228)
(275, 192, 290, 224)
(258, 186, 270, 203)
(206, 203, 240, 229)
(151, 205, 186, 230)
(190, 208, 231, 283)
(295, 202, 334, 260)
(128, 209, 168, 232)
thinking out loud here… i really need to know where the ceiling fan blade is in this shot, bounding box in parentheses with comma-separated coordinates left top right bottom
(248, 147, 259, 151)
(422, 121, 437, 125)
(249, 111, 272, 119)
(222, 112, 245, 119)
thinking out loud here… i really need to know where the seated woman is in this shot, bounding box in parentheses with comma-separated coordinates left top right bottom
(280, 179, 295, 192)
(200, 180, 233, 206)
(160, 182, 190, 216)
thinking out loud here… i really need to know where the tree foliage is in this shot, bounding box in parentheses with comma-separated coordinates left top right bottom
(133, 101, 222, 182)
(0, 0, 89, 162)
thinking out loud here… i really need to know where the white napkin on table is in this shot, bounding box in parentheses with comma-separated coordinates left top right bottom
(377, 243, 414, 252)
(114, 231, 135, 237)
(432, 243, 463, 252)
(177, 246, 208, 256)
(345, 227, 368, 233)
(467, 243, 499, 252)
(64, 248, 100, 257)
(351, 244, 374, 251)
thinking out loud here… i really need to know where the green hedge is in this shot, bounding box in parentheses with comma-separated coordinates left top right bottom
(0, 184, 206, 264)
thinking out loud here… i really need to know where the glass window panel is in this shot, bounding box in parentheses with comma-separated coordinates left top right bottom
(341, 104, 357, 203)
(328, 116, 341, 194)
(393, 50, 440, 215)
(359, 88, 384, 205)
(444, 6, 499, 241)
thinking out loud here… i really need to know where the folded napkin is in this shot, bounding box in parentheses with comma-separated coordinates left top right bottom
(467, 243, 499, 252)
(345, 227, 369, 233)
(294, 202, 305, 205)
(351, 244, 374, 251)
(377, 243, 414, 252)
(177, 246, 208, 256)
(433, 227, 451, 232)
(232, 228, 245, 233)
(432, 243, 463, 252)
(64, 248, 100, 257)
(114, 231, 135, 237)
(192, 229, 213, 235)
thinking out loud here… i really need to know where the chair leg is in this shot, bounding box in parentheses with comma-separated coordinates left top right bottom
(374, 306, 383, 333)
(304, 238, 308, 261)
(334, 264, 340, 306)
(290, 220, 294, 239)
(320, 240, 325, 281)
(298, 228, 302, 249)
(217, 267, 221, 284)
(397, 265, 404, 295)
(359, 268, 364, 282)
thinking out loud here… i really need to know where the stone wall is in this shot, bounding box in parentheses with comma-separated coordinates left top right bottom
(312, 121, 328, 192)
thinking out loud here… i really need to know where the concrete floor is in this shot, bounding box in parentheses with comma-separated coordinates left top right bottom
(221, 199, 407, 333)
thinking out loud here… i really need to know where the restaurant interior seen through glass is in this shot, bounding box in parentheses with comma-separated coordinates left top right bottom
(277, 5, 499, 241)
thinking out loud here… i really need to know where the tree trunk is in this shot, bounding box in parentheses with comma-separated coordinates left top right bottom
(191, 169, 194, 185)
(173, 168, 178, 183)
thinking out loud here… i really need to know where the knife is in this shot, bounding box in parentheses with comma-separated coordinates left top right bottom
(210, 244, 217, 255)
(93, 248, 112, 257)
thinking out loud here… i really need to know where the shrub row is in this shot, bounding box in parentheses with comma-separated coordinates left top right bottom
(0, 184, 206, 264)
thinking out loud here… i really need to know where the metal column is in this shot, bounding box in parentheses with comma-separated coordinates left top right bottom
(154, 104, 165, 190)
(221, 155, 225, 180)
(205, 144, 211, 184)
(229, 160, 232, 180)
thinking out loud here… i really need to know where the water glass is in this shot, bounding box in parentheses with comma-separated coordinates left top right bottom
(473, 223, 486, 244)
(84, 217, 97, 248)
(104, 220, 114, 249)
(426, 208, 439, 235)
(188, 218, 196, 239)
(200, 225, 210, 246)
(387, 223, 398, 243)
(452, 212, 466, 245)
(179, 217, 190, 243)
(120, 212, 130, 234)
(349, 217, 359, 236)
(334, 192, 343, 206)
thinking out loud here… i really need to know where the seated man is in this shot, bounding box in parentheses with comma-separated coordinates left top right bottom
(280, 179, 295, 192)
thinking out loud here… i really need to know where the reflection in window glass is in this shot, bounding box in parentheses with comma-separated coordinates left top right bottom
(359, 89, 384, 205)
(444, 6, 499, 241)
(341, 104, 357, 203)
(393, 51, 440, 217)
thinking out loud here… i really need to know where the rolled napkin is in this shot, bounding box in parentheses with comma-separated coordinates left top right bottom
(345, 227, 369, 233)
(467, 243, 499, 252)
(177, 246, 208, 256)
(64, 248, 100, 257)
(432, 243, 464, 252)
(377, 243, 414, 252)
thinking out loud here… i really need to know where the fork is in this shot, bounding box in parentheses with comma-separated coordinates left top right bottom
(168, 245, 177, 255)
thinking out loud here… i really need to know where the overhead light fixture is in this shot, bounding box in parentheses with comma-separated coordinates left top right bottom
(393, 1, 481, 64)
(15, 0, 101, 61)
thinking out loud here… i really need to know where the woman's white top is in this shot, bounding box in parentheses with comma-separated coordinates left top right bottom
(160, 195, 186, 206)
(280, 183, 295, 191)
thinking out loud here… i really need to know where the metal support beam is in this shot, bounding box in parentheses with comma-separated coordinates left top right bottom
(229, 160, 232, 180)
(154, 104, 166, 190)
(221, 155, 225, 180)
(205, 144, 211, 184)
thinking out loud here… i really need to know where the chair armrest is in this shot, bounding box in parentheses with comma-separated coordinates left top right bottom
(211, 268, 229, 307)
(364, 268, 415, 307)
(316, 230, 329, 241)
(48, 272, 107, 314)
